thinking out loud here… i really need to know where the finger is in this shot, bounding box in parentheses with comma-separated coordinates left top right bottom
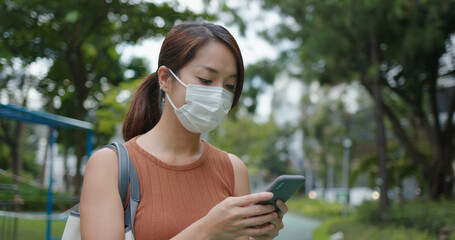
(275, 200, 288, 218)
(245, 223, 279, 239)
(240, 203, 275, 217)
(255, 222, 279, 238)
(239, 212, 278, 227)
(240, 222, 275, 236)
(250, 234, 274, 240)
(269, 216, 284, 231)
(233, 192, 274, 207)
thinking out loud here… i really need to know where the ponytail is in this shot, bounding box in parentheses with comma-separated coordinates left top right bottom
(122, 73, 163, 141)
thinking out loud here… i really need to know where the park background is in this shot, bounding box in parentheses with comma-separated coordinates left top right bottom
(0, 0, 455, 239)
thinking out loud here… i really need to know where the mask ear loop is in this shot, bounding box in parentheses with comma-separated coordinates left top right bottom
(165, 68, 188, 110)
(165, 93, 178, 110)
(168, 68, 188, 88)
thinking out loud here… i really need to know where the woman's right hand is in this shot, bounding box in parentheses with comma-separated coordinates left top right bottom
(200, 192, 278, 240)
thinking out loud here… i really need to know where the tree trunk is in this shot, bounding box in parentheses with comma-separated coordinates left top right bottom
(63, 147, 71, 193)
(428, 134, 454, 199)
(39, 129, 51, 186)
(73, 104, 87, 195)
(39, 101, 55, 185)
(11, 97, 27, 181)
(369, 29, 389, 221)
(11, 123, 24, 176)
(427, 55, 454, 199)
(73, 127, 86, 195)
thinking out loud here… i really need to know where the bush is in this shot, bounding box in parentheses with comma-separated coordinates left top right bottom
(354, 200, 381, 223)
(287, 197, 343, 219)
(353, 199, 455, 237)
(1, 174, 77, 211)
(312, 217, 344, 240)
(386, 200, 455, 236)
(313, 216, 435, 240)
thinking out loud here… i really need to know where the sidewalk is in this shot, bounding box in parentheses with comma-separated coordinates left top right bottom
(275, 212, 321, 240)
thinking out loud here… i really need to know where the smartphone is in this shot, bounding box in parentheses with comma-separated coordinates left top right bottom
(256, 175, 305, 211)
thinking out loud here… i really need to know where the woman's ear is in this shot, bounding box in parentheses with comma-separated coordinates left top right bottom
(157, 66, 172, 93)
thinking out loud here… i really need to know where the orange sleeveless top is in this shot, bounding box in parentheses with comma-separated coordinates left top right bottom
(123, 136, 235, 240)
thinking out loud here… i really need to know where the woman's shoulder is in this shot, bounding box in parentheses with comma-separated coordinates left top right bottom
(87, 147, 118, 166)
(203, 140, 246, 171)
(226, 153, 249, 196)
(226, 153, 247, 173)
(83, 147, 119, 185)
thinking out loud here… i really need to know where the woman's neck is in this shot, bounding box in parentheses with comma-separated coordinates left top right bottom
(136, 108, 204, 165)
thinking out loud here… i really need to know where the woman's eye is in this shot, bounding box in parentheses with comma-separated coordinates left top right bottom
(198, 78, 212, 84)
(225, 84, 236, 91)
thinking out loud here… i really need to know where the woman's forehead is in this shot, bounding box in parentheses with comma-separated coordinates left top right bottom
(188, 41, 237, 76)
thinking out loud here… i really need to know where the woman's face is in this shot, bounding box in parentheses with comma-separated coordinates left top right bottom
(168, 40, 238, 108)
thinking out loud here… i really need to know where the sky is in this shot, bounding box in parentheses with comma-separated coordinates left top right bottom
(118, 0, 282, 69)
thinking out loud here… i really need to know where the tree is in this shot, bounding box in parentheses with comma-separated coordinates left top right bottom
(1, 0, 204, 194)
(0, 59, 41, 179)
(300, 85, 351, 191)
(259, 0, 455, 208)
(208, 115, 292, 180)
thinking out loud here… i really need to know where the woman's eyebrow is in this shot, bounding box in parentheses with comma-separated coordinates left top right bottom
(197, 64, 237, 78)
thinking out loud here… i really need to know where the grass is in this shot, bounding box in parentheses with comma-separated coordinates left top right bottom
(15, 218, 66, 240)
(312, 217, 343, 240)
(287, 196, 343, 220)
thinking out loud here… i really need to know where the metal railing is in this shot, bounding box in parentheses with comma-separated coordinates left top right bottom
(0, 184, 23, 240)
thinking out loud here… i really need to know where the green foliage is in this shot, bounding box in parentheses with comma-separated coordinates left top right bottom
(0, 0, 208, 193)
(327, 218, 434, 240)
(0, 143, 11, 170)
(299, 84, 353, 188)
(242, 60, 281, 113)
(351, 140, 424, 190)
(386, 200, 455, 235)
(354, 200, 381, 223)
(287, 197, 343, 220)
(94, 77, 143, 145)
(260, 0, 455, 199)
(313, 217, 343, 240)
(313, 216, 435, 240)
(208, 116, 293, 179)
(354, 200, 455, 237)
(0, 173, 76, 211)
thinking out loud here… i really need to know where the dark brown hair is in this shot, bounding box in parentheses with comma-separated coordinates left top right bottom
(122, 22, 245, 141)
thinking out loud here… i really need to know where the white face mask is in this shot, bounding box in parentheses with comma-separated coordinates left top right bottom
(165, 68, 234, 133)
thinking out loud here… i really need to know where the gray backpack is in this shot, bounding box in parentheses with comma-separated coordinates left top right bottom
(62, 142, 140, 240)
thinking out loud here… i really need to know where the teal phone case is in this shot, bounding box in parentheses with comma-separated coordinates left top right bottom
(257, 175, 305, 210)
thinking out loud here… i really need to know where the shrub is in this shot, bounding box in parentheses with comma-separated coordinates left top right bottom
(1, 174, 77, 211)
(354, 200, 381, 223)
(313, 217, 344, 240)
(314, 216, 434, 240)
(386, 200, 455, 235)
(287, 197, 343, 219)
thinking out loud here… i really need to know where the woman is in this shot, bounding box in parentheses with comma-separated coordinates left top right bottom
(80, 22, 288, 240)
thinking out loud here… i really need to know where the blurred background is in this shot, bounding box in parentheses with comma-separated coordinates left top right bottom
(0, 0, 454, 239)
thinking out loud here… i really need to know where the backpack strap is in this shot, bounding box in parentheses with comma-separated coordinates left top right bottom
(104, 143, 140, 236)
(104, 143, 129, 205)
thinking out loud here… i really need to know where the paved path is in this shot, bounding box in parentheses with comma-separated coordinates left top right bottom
(275, 212, 321, 240)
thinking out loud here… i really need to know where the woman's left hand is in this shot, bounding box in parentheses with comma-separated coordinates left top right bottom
(248, 200, 288, 240)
